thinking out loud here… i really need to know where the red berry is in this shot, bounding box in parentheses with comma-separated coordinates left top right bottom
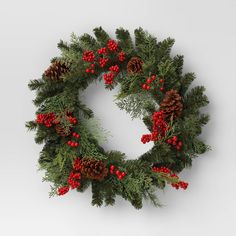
(76, 134, 80, 139)
(90, 63, 95, 68)
(85, 68, 90, 73)
(121, 172, 126, 177)
(110, 165, 115, 170)
(178, 141, 183, 147)
(167, 139, 172, 144)
(142, 84, 147, 89)
(176, 146, 181, 150)
(146, 85, 150, 90)
(160, 87, 164, 92)
(72, 132, 77, 137)
(115, 170, 120, 176)
(146, 78, 152, 84)
(67, 140, 72, 145)
(118, 175, 123, 180)
(159, 78, 164, 83)
(91, 69, 95, 74)
(172, 136, 178, 142)
(151, 75, 156, 81)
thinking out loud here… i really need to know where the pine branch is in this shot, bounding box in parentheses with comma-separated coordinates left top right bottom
(115, 27, 134, 55)
(28, 79, 44, 91)
(93, 26, 110, 45)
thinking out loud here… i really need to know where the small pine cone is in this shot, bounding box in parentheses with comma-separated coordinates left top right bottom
(44, 61, 69, 80)
(127, 57, 143, 75)
(55, 124, 71, 137)
(160, 89, 183, 120)
(80, 157, 108, 181)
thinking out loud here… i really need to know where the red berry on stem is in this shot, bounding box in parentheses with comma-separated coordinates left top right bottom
(151, 75, 156, 81)
(118, 175, 123, 180)
(176, 146, 181, 150)
(167, 139, 172, 144)
(146, 78, 152, 84)
(85, 68, 90, 73)
(110, 165, 115, 170)
(121, 172, 126, 177)
(142, 84, 147, 90)
(159, 78, 164, 83)
(160, 87, 164, 92)
(172, 136, 178, 142)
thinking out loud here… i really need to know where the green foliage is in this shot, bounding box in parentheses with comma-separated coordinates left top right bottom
(115, 27, 134, 55)
(183, 86, 209, 115)
(27, 27, 210, 209)
(116, 92, 156, 119)
(93, 27, 110, 45)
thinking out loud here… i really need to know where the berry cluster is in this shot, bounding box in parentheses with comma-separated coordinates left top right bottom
(107, 39, 118, 52)
(97, 47, 107, 55)
(73, 157, 82, 170)
(99, 58, 109, 68)
(68, 171, 81, 189)
(152, 166, 188, 190)
(118, 51, 126, 62)
(103, 64, 120, 85)
(167, 136, 183, 150)
(109, 65, 120, 73)
(141, 75, 165, 92)
(103, 72, 115, 85)
(85, 63, 95, 74)
(36, 113, 56, 127)
(67, 131, 80, 147)
(109, 165, 126, 181)
(141, 111, 168, 144)
(57, 157, 83, 196)
(82, 50, 95, 62)
(82, 39, 125, 85)
(171, 180, 188, 190)
(68, 116, 77, 124)
(57, 186, 69, 196)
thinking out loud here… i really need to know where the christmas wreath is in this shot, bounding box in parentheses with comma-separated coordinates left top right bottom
(26, 27, 210, 209)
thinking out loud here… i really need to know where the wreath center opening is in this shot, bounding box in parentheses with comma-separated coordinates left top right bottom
(79, 81, 154, 159)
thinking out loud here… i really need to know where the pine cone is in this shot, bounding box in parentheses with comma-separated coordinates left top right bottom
(160, 90, 183, 120)
(80, 157, 108, 181)
(127, 57, 143, 75)
(44, 61, 69, 80)
(55, 124, 71, 137)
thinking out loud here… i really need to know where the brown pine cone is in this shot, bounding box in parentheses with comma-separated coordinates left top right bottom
(160, 89, 183, 120)
(44, 61, 69, 80)
(80, 157, 108, 181)
(55, 124, 71, 137)
(127, 57, 143, 75)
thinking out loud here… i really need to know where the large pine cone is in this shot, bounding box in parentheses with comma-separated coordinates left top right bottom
(44, 61, 69, 80)
(80, 157, 108, 181)
(127, 57, 143, 75)
(160, 89, 183, 120)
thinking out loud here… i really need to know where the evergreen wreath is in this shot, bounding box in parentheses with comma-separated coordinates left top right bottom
(26, 27, 210, 209)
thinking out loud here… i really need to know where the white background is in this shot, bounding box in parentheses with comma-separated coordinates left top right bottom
(0, 0, 235, 235)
